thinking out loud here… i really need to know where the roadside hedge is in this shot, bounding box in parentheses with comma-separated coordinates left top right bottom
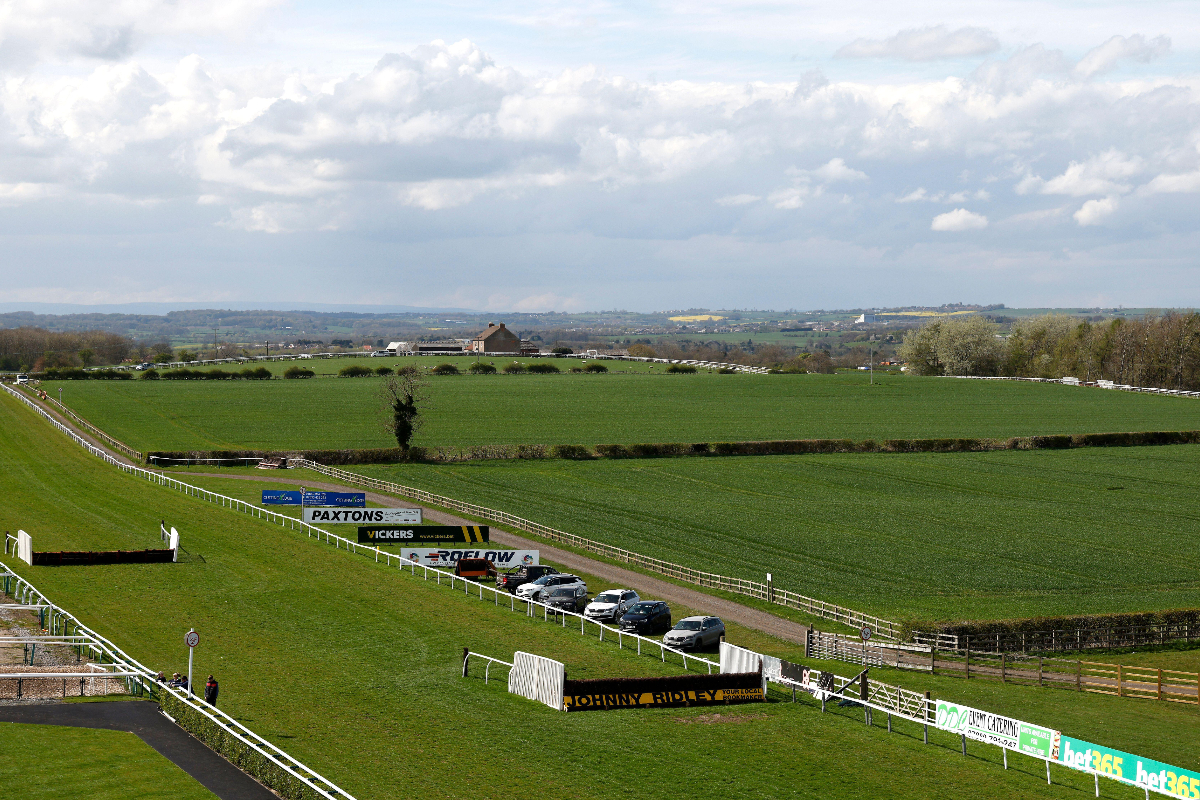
(159, 693, 326, 800)
(38, 368, 132, 380)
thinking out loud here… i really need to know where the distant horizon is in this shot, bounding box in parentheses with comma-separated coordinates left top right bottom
(1, 301, 1192, 320)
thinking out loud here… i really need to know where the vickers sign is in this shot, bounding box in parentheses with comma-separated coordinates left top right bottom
(302, 508, 422, 524)
(357, 525, 488, 543)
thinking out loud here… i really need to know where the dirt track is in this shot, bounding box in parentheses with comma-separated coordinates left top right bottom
(186, 470, 812, 646)
(12, 388, 811, 647)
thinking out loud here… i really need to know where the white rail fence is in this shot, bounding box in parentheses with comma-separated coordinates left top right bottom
(2, 381, 719, 673)
(0, 562, 354, 800)
(288, 458, 900, 641)
(949, 374, 1200, 399)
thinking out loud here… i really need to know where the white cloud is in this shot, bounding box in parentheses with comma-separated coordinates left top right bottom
(1074, 196, 1119, 226)
(931, 208, 988, 231)
(1140, 171, 1200, 195)
(1039, 150, 1142, 197)
(1075, 34, 1171, 79)
(836, 26, 1000, 62)
(715, 194, 760, 206)
(898, 188, 927, 203)
(811, 158, 867, 183)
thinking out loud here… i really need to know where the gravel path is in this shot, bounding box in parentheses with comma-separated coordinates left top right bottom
(187, 471, 812, 646)
(14, 390, 811, 647)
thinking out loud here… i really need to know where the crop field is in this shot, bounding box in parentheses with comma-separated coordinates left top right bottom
(1, 391, 1188, 800)
(350, 444, 1200, 623)
(40, 371, 1200, 452)
(0, 721, 216, 799)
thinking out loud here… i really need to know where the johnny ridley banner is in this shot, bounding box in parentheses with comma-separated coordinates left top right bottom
(935, 701, 1056, 759)
(400, 549, 538, 568)
(262, 490, 301, 505)
(1055, 735, 1200, 799)
(301, 491, 365, 507)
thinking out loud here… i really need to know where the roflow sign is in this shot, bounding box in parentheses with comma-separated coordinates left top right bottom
(358, 525, 489, 544)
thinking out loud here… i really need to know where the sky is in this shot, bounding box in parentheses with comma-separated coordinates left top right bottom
(0, 0, 1197, 312)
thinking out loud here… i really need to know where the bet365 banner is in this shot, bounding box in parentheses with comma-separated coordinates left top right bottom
(935, 701, 1056, 758)
(1055, 735, 1200, 799)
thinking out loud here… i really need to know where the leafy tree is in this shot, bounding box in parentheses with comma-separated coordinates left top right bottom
(627, 343, 657, 358)
(78, 348, 95, 368)
(432, 363, 459, 375)
(550, 346, 573, 355)
(284, 366, 314, 379)
(380, 367, 428, 458)
(583, 362, 608, 373)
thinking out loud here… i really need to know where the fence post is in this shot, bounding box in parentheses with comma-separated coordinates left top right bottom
(461, 648, 469, 678)
(923, 691, 930, 744)
(1077, 661, 1082, 691)
(965, 637, 970, 679)
(1158, 669, 1162, 701)
(1118, 664, 1123, 697)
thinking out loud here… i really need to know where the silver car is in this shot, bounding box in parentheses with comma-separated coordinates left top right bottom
(663, 616, 725, 651)
(584, 589, 640, 623)
(516, 573, 586, 602)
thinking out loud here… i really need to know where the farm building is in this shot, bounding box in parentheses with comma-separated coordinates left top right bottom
(471, 323, 522, 355)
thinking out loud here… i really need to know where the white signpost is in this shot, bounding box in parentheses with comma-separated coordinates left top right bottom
(184, 629, 199, 697)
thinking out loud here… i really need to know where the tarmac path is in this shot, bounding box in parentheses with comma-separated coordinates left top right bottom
(0, 700, 277, 800)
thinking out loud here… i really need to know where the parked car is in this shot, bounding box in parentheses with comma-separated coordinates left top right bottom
(544, 585, 589, 613)
(134, 362, 153, 370)
(663, 616, 725, 651)
(619, 601, 672, 635)
(15, 374, 29, 384)
(516, 573, 586, 602)
(453, 558, 497, 581)
(584, 589, 640, 623)
(496, 565, 557, 594)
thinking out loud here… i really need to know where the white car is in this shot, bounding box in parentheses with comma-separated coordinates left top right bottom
(516, 573, 586, 602)
(584, 589, 640, 623)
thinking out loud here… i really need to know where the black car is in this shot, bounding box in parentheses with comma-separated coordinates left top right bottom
(619, 601, 672, 635)
(544, 585, 589, 613)
(496, 565, 557, 593)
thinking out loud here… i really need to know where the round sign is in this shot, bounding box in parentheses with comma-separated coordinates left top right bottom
(860, 626, 872, 641)
(185, 631, 199, 648)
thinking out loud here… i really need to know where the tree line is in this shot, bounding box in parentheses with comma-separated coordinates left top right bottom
(0, 327, 140, 372)
(899, 313, 1200, 390)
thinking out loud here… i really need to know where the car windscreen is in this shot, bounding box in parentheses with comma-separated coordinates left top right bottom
(530, 575, 551, 585)
(673, 620, 702, 631)
(594, 592, 622, 603)
(628, 603, 659, 614)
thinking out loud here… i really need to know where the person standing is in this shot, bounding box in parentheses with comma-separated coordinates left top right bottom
(204, 675, 219, 707)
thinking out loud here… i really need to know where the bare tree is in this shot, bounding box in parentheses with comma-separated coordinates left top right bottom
(380, 366, 429, 458)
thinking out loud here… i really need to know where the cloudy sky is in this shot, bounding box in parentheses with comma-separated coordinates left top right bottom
(1, 0, 1197, 312)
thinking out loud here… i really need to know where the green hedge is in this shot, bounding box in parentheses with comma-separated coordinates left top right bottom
(147, 429, 1200, 467)
(38, 368, 132, 380)
(159, 694, 328, 800)
(907, 608, 1200, 643)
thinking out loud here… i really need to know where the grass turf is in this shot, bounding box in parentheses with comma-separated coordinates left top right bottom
(39, 371, 1200, 452)
(347, 444, 1200, 623)
(0, 390, 1178, 800)
(0, 722, 216, 799)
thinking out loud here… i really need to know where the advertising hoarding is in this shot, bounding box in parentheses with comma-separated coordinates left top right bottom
(399, 548, 537, 568)
(261, 490, 301, 505)
(301, 491, 365, 507)
(1055, 735, 1200, 799)
(301, 508, 422, 524)
(357, 525, 487, 543)
(935, 701, 1056, 758)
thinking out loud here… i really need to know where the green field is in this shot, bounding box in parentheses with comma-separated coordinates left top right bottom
(0, 721, 216, 799)
(346, 444, 1200, 623)
(41, 372, 1200, 452)
(2, 390, 1191, 800)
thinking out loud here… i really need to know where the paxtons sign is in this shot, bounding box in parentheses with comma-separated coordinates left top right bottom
(400, 549, 538, 568)
(301, 508, 422, 524)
